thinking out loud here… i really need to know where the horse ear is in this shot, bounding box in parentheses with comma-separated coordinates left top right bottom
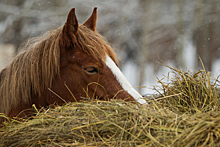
(83, 7, 97, 31)
(65, 8, 78, 35)
(60, 8, 78, 48)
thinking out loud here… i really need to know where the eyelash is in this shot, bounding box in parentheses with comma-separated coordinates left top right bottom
(84, 67, 99, 74)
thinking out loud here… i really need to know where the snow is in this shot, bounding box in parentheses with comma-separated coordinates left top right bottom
(0, 0, 219, 95)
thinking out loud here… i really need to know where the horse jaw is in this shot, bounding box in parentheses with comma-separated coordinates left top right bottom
(105, 56, 147, 104)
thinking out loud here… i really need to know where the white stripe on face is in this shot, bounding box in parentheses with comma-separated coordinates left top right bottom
(105, 56, 147, 104)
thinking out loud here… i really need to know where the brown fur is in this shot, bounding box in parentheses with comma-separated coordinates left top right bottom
(77, 25, 117, 63)
(0, 8, 133, 125)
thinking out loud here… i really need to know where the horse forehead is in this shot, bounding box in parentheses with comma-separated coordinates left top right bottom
(104, 56, 146, 104)
(72, 50, 103, 65)
(70, 49, 87, 59)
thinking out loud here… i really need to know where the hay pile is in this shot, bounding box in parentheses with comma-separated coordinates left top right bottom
(1, 67, 220, 147)
(156, 66, 220, 114)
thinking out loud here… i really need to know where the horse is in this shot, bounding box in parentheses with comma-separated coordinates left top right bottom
(0, 7, 146, 125)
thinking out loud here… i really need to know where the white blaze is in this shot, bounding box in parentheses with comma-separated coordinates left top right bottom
(105, 56, 147, 104)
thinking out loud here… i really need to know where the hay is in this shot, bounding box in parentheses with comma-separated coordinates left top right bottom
(155, 66, 220, 114)
(1, 66, 220, 147)
(0, 101, 174, 146)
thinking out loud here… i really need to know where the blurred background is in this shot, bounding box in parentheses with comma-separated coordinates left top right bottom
(0, 0, 219, 94)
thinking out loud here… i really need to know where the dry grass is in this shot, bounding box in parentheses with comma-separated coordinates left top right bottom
(154, 65, 220, 114)
(1, 66, 220, 147)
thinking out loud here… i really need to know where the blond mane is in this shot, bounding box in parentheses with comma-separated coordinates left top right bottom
(77, 25, 117, 63)
(0, 24, 117, 116)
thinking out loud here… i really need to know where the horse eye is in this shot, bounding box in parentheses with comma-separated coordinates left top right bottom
(84, 67, 99, 74)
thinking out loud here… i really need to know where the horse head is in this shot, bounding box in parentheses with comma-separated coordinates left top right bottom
(0, 8, 146, 126)
(48, 8, 146, 104)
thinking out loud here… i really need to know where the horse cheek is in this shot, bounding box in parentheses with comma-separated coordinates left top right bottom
(98, 67, 125, 99)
